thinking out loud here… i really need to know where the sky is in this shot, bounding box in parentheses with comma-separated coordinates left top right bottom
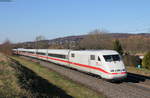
(0, 0, 150, 43)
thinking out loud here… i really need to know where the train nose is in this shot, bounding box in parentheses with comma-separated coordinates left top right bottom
(108, 73, 127, 80)
(101, 71, 127, 80)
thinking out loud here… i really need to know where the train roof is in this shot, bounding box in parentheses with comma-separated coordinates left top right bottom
(71, 50, 119, 55)
(14, 48, 119, 55)
(72, 49, 117, 52)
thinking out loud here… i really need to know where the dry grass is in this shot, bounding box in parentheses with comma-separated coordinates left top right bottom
(0, 53, 32, 97)
(0, 53, 9, 62)
(11, 56, 106, 98)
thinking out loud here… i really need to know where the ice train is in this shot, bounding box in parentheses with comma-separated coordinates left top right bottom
(13, 48, 127, 80)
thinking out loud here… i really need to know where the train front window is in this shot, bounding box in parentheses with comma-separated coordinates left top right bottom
(112, 55, 120, 61)
(103, 55, 120, 62)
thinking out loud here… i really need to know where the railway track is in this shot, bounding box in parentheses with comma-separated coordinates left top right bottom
(20, 56, 150, 98)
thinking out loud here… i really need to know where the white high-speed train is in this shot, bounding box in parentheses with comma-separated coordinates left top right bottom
(13, 48, 127, 80)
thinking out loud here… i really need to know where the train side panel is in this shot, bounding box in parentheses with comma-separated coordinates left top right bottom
(69, 51, 91, 73)
(36, 49, 48, 61)
(69, 51, 107, 77)
(47, 50, 70, 66)
(88, 54, 105, 77)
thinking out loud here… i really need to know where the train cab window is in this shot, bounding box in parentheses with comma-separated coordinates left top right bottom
(98, 56, 101, 61)
(90, 55, 95, 60)
(71, 53, 75, 57)
(103, 55, 120, 62)
(112, 55, 121, 61)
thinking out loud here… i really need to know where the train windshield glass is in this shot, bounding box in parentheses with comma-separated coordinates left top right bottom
(103, 55, 120, 62)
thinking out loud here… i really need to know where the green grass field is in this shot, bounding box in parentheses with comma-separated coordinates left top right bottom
(10, 56, 105, 98)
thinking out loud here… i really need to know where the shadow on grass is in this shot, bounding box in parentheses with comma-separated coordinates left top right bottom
(122, 72, 150, 83)
(10, 58, 73, 98)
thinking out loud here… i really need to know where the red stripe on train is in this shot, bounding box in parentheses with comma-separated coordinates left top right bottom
(18, 53, 127, 75)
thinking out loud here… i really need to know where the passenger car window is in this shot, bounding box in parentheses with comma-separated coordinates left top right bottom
(37, 52, 45, 55)
(48, 53, 66, 59)
(71, 53, 75, 57)
(90, 55, 95, 60)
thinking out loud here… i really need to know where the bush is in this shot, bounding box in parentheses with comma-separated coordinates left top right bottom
(123, 55, 141, 67)
(142, 51, 150, 69)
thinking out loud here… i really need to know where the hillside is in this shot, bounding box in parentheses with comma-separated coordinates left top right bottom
(13, 33, 150, 52)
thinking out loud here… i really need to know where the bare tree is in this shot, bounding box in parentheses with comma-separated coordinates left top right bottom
(35, 35, 48, 49)
(0, 39, 12, 55)
(35, 35, 45, 41)
(79, 29, 112, 50)
(120, 35, 150, 54)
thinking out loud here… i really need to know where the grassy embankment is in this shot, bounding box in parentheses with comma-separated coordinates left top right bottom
(10, 56, 105, 98)
(0, 54, 33, 97)
(127, 66, 150, 77)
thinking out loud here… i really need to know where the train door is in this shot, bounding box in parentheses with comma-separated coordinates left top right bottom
(69, 52, 76, 68)
(89, 55, 97, 66)
(89, 55, 97, 73)
(96, 56, 103, 66)
(89, 55, 103, 66)
(89, 55, 103, 74)
(67, 50, 71, 67)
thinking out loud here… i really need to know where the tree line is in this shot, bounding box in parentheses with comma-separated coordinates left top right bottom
(0, 30, 150, 69)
